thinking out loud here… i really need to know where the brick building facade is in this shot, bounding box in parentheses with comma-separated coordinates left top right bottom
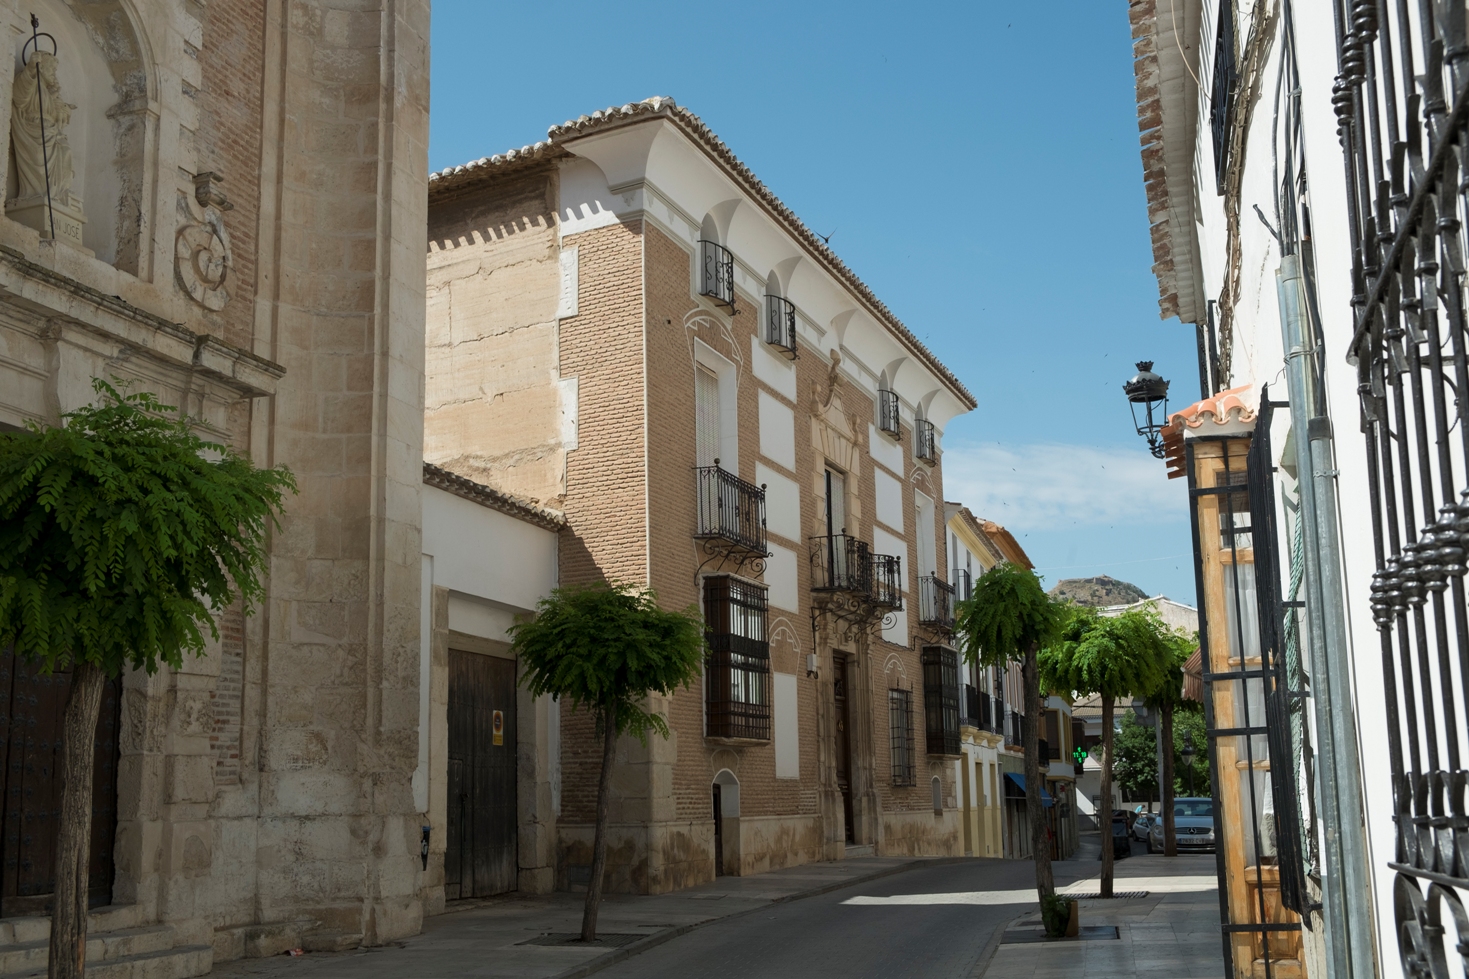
(425, 97, 978, 896)
(0, 0, 430, 973)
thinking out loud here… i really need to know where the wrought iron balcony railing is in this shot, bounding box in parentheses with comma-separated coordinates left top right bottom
(700, 239, 736, 309)
(915, 418, 935, 463)
(962, 685, 994, 732)
(1007, 710, 1023, 748)
(810, 534, 872, 595)
(918, 575, 954, 629)
(765, 295, 797, 357)
(955, 568, 973, 603)
(869, 553, 903, 610)
(695, 466, 767, 557)
(877, 389, 900, 438)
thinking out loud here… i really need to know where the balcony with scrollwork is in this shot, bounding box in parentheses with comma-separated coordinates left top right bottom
(695, 466, 767, 567)
(765, 294, 797, 358)
(700, 240, 736, 309)
(915, 418, 935, 463)
(918, 575, 954, 631)
(810, 534, 873, 595)
(869, 552, 903, 611)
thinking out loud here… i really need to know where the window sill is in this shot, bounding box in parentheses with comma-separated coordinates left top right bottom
(704, 735, 771, 747)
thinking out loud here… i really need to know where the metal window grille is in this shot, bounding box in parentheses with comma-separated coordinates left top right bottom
(1209, 0, 1237, 192)
(869, 552, 904, 609)
(918, 575, 954, 629)
(915, 418, 936, 462)
(765, 294, 797, 356)
(878, 389, 900, 437)
(921, 645, 961, 756)
(963, 683, 979, 726)
(694, 466, 767, 556)
(810, 534, 872, 594)
(704, 576, 770, 740)
(889, 688, 916, 787)
(1333, 1, 1469, 972)
(699, 240, 736, 309)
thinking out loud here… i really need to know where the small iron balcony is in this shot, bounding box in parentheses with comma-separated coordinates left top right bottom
(700, 240, 736, 309)
(766, 295, 797, 358)
(918, 575, 954, 630)
(695, 466, 767, 557)
(915, 418, 935, 463)
(955, 568, 973, 603)
(878, 389, 900, 438)
(870, 553, 904, 610)
(810, 534, 873, 595)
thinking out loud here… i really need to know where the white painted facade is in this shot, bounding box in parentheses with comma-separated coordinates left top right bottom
(1132, 0, 1421, 974)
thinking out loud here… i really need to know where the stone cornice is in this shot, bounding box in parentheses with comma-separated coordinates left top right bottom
(0, 245, 285, 397)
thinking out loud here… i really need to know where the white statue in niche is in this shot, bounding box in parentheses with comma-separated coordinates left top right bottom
(7, 50, 86, 248)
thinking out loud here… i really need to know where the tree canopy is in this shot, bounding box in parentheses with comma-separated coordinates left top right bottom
(1039, 606, 1173, 705)
(511, 581, 705, 740)
(955, 561, 1061, 668)
(0, 379, 295, 677)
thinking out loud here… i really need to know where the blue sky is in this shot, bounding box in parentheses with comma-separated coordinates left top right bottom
(428, 1, 1200, 602)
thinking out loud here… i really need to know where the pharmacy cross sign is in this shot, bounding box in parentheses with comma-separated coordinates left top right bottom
(1072, 746, 1088, 766)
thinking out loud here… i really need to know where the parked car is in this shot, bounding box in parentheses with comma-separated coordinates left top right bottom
(1111, 817, 1133, 859)
(1149, 797, 1215, 853)
(1131, 812, 1156, 842)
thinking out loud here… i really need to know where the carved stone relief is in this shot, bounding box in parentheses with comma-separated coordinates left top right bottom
(175, 173, 234, 311)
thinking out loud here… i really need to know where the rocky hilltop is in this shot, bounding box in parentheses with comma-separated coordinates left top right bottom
(1048, 575, 1150, 608)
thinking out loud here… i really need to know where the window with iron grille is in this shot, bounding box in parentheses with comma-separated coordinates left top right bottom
(915, 418, 935, 463)
(1209, 0, 1238, 193)
(889, 688, 916, 787)
(877, 389, 900, 438)
(765, 294, 797, 357)
(921, 645, 961, 755)
(704, 576, 770, 740)
(700, 240, 736, 309)
(1218, 469, 1252, 550)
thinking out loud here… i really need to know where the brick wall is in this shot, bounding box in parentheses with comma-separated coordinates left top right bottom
(197, 0, 266, 351)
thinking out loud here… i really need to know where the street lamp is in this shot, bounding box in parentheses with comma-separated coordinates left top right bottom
(1124, 361, 1171, 459)
(1181, 734, 1197, 796)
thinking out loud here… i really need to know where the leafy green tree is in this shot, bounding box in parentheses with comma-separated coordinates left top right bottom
(0, 380, 293, 979)
(1172, 702, 1212, 798)
(1113, 711, 1159, 802)
(1040, 607, 1171, 897)
(1144, 631, 1194, 855)
(955, 562, 1062, 899)
(510, 582, 705, 942)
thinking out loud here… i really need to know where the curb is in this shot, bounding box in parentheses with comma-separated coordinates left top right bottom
(547, 855, 973, 979)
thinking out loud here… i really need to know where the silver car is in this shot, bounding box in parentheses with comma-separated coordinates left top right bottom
(1148, 798, 1215, 853)
(1131, 812, 1155, 842)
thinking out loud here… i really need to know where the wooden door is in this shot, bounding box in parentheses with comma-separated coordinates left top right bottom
(712, 785, 724, 876)
(445, 650, 517, 899)
(833, 654, 854, 843)
(0, 651, 121, 916)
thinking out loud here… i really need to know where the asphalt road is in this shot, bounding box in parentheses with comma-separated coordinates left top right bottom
(590, 856, 1100, 979)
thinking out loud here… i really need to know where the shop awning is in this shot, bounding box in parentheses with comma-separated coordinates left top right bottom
(1004, 773, 1054, 807)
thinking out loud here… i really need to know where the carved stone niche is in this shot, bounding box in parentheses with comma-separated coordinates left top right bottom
(175, 172, 233, 311)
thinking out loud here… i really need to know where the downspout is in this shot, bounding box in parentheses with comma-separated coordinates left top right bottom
(1276, 254, 1376, 977)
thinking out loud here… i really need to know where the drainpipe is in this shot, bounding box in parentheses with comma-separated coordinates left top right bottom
(1277, 255, 1376, 977)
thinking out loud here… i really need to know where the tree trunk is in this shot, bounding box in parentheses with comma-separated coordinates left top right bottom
(1099, 693, 1115, 899)
(1160, 701, 1177, 857)
(581, 703, 618, 943)
(49, 661, 106, 979)
(1021, 645, 1053, 898)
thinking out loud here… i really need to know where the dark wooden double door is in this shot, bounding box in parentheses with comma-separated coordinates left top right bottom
(445, 650, 517, 899)
(0, 652, 121, 916)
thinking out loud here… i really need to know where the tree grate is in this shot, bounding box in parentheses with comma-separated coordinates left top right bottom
(1060, 890, 1150, 899)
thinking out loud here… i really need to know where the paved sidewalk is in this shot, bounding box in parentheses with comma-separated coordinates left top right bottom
(981, 841, 1224, 979)
(210, 855, 963, 979)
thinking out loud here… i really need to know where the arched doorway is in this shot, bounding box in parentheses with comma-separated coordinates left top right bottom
(712, 769, 739, 877)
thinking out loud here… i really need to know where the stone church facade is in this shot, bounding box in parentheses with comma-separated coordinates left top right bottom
(425, 97, 977, 896)
(0, 0, 429, 973)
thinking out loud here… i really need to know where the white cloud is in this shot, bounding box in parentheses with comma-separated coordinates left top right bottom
(941, 440, 1186, 532)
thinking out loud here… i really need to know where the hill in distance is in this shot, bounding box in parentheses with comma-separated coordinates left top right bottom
(1048, 575, 1150, 608)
